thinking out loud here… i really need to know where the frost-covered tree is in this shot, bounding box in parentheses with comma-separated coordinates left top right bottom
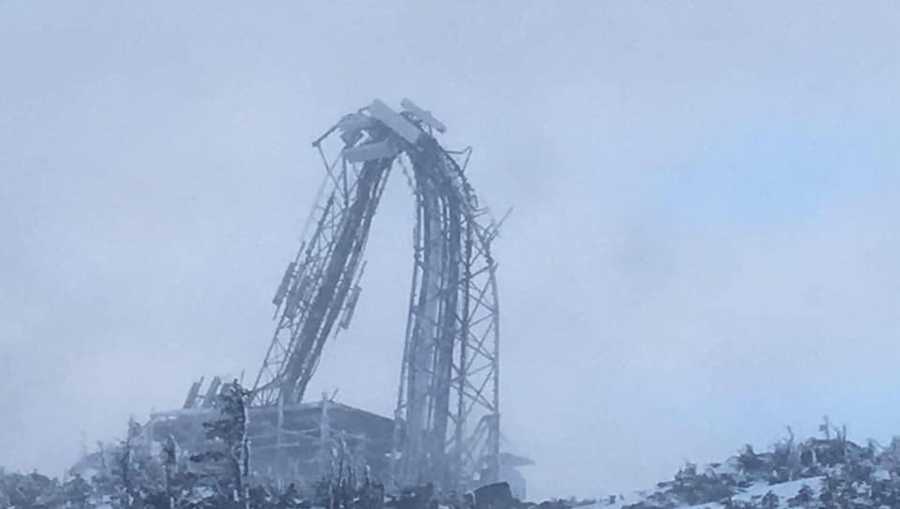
(787, 484, 815, 508)
(759, 491, 779, 509)
(191, 380, 252, 509)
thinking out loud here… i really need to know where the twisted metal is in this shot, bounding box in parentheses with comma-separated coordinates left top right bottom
(252, 99, 501, 490)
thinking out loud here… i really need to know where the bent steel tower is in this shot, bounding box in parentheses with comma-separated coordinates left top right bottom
(251, 99, 501, 491)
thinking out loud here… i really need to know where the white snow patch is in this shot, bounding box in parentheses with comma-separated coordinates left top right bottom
(682, 476, 823, 509)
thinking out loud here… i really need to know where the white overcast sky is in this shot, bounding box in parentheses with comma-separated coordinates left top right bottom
(2, 0, 900, 500)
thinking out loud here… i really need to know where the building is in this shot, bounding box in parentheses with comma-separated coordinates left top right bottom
(148, 395, 394, 485)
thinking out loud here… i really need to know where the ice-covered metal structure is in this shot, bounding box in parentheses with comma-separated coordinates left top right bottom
(249, 99, 502, 491)
(151, 395, 394, 484)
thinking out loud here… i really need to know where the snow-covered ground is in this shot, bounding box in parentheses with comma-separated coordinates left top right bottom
(686, 477, 823, 508)
(587, 475, 825, 509)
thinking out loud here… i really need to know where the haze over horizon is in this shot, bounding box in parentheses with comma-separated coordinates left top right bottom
(2, 1, 900, 501)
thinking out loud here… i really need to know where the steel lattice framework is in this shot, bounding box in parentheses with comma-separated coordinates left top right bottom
(251, 99, 501, 491)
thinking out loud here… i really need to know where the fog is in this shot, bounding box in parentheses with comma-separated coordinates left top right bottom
(2, 1, 900, 501)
